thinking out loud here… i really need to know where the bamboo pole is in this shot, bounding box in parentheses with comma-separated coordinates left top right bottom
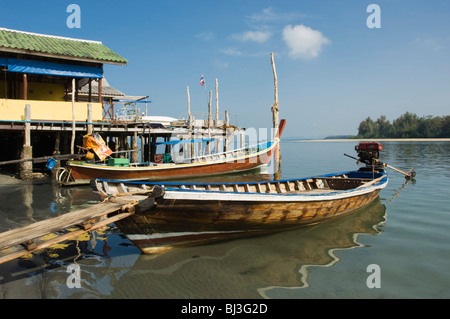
(187, 86, 190, 116)
(224, 110, 230, 152)
(208, 90, 212, 155)
(187, 86, 194, 159)
(23, 74, 28, 100)
(215, 78, 219, 125)
(271, 52, 279, 134)
(71, 78, 76, 154)
(215, 78, 220, 151)
(271, 52, 281, 179)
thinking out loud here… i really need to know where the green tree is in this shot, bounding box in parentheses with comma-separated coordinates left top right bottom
(392, 112, 419, 138)
(376, 115, 392, 138)
(358, 117, 376, 138)
(355, 112, 449, 138)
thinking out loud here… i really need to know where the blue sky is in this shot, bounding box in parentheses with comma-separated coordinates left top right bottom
(2, 0, 450, 138)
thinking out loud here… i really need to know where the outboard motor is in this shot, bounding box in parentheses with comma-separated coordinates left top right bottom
(355, 142, 385, 171)
(346, 142, 415, 178)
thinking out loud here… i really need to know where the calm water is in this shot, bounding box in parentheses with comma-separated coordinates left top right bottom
(0, 140, 449, 299)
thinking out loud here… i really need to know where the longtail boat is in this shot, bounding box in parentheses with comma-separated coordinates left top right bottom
(57, 120, 286, 186)
(90, 143, 389, 254)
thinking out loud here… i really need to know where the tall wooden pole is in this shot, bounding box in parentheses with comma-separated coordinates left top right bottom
(187, 86, 194, 159)
(270, 52, 281, 179)
(224, 110, 230, 152)
(207, 90, 212, 155)
(88, 78, 92, 102)
(215, 78, 219, 125)
(215, 78, 220, 151)
(71, 78, 76, 154)
(187, 86, 190, 116)
(20, 104, 33, 180)
(23, 74, 28, 100)
(271, 52, 279, 134)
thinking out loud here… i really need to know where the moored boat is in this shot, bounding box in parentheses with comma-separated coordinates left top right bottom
(90, 143, 389, 254)
(57, 120, 286, 185)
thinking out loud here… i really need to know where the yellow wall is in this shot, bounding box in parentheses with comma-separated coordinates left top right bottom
(0, 80, 66, 101)
(0, 99, 103, 121)
(27, 82, 66, 101)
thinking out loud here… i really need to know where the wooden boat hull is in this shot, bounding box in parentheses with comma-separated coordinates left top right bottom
(91, 170, 388, 254)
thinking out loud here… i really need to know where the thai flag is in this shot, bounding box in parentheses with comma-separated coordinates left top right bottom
(200, 75, 205, 86)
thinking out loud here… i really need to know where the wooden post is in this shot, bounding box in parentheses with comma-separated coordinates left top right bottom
(215, 78, 219, 125)
(98, 77, 103, 118)
(224, 110, 230, 152)
(53, 131, 61, 174)
(87, 103, 93, 135)
(215, 79, 220, 152)
(187, 86, 194, 160)
(98, 77, 103, 103)
(270, 52, 281, 179)
(208, 91, 212, 155)
(131, 132, 139, 164)
(24, 104, 31, 147)
(23, 74, 28, 100)
(88, 78, 92, 102)
(71, 78, 76, 154)
(20, 104, 33, 180)
(271, 52, 279, 135)
(187, 86, 190, 116)
(75, 78, 79, 102)
(141, 134, 145, 163)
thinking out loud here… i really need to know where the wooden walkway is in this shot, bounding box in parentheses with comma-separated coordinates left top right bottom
(0, 194, 147, 265)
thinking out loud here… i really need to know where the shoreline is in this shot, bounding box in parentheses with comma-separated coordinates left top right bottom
(285, 138, 450, 142)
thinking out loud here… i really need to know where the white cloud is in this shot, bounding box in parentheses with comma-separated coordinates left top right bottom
(282, 24, 330, 59)
(231, 30, 272, 43)
(196, 31, 215, 41)
(220, 48, 243, 56)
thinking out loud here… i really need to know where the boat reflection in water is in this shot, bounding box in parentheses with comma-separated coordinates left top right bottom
(258, 197, 386, 298)
(0, 190, 386, 299)
(103, 197, 386, 299)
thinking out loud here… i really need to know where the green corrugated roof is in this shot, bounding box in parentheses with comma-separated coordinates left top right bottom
(0, 28, 128, 65)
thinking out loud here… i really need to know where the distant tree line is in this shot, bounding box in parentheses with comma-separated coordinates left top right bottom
(355, 112, 450, 138)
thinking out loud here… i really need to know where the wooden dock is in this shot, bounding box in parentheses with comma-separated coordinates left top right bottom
(0, 194, 148, 265)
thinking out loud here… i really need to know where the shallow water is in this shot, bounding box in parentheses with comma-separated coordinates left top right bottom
(0, 141, 449, 299)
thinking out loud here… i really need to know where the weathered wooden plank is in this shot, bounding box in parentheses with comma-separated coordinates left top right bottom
(0, 199, 137, 252)
(0, 211, 134, 265)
